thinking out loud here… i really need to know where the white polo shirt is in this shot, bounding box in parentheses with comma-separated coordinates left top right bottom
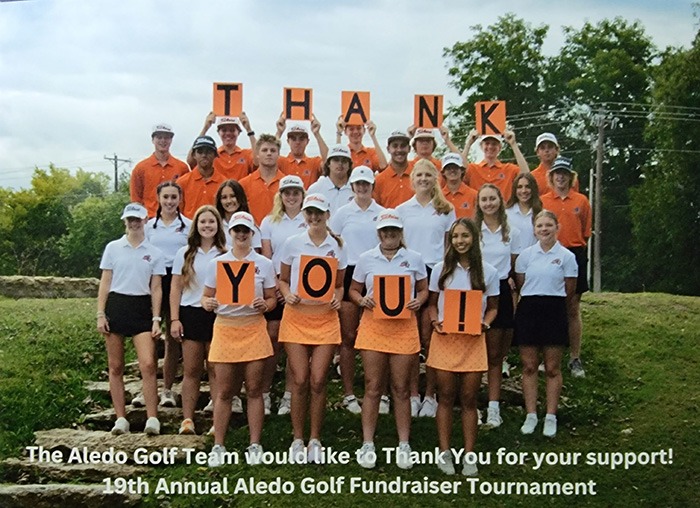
(397, 197, 456, 268)
(278, 231, 348, 305)
(307, 176, 354, 216)
(515, 241, 578, 297)
(506, 204, 536, 248)
(329, 199, 385, 265)
(99, 236, 166, 295)
(204, 250, 277, 317)
(428, 260, 499, 322)
(352, 245, 427, 297)
(145, 215, 192, 267)
(480, 222, 522, 280)
(222, 218, 262, 250)
(172, 245, 226, 307)
(260, 213, 308, 273)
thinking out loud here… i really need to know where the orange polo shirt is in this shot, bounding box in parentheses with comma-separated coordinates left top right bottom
(532, 163, 579, 195)
(373, 163, 414, 208)
(409, 156, 441, 170)
(277, 153, 322, 189)
(465, 159, 520, 198)
(349, 145, 381, 172)
(442, 183, 477, 219)
(130, 153, 190, 217)
(541, 190, 591, 248)
(212, 145, 255, 181)
(239, 169, 285, 225)
(176, 168, 226, 219)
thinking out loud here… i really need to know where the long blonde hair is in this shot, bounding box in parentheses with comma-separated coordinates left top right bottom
(269, 187, 305, 223)
(411, 159, 453, 215)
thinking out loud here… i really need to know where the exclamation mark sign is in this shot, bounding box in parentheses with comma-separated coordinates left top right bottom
(458, 292, 467, 332)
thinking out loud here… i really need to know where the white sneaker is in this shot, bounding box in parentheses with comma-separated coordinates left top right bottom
(307, 439, 324, 464)
(144, 416, 161, 436)
(159, 389, 176, 407)
(410, 396, 421, 417)
(462, 457, 479, 476)
(131, 393, 145, 408)
(502, 359, 511, 378)
(203, 398, 214, 413)
(418, 396, 438, 417)
(356, 442, 376, 469)
(178, 418, 196, 435)
(343, 395, 362, 414)
(111, 417, 130, 435)
(208, 444, 226, 468)
(396, 442, 413, 470)
(263, 393, 271, 416)
(437, 450, 455, 475)
(538, 362, 546, 373)
(206, 425, 215, 436)
(543, 415, 557, 437)
(246, 443, 264, 465)
(521, 414, 538, 435)
(485, 407, 503, 428)
(569, 358, 586, 378)
(289, 439, 306, 464)
(231, 395, 243, 414)
(378, 395, 390, 415)
(277, 393, 291, 415)
(477, 409, 483, 426)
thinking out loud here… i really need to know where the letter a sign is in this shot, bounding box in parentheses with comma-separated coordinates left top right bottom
(373, 275, 410, 319)
(475, 100, 506, 135)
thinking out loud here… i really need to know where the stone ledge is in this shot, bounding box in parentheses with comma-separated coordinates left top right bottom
(0, 483, 141, 508)
(0, 276, 99, 299)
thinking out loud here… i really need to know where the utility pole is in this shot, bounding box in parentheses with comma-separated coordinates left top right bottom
(593, 117, 604, 293)
(104, 154, 131, 192)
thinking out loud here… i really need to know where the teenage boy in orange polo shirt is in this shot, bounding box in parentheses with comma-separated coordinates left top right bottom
(373, 130, 414, 208)
(462, 128, 530, 197)
(541, 156, 591, 379)
(335, 117, 388, 172)
(440, 153, 477, 219)
(176, 136, 225, 219)
(531, 132, 579, 195)
(130, 123, 190, 217)
(240, 134, 285, 225)
(187, 112, 258, 181)
(406, 126, 461, 170)
(275, 114, 329, 189)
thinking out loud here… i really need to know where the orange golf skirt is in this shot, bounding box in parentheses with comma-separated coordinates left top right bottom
(208, 314, 273, 363)
(278, 303, 341, 346)
(426, 331, 487, 373)
(355, 310, 420, 355)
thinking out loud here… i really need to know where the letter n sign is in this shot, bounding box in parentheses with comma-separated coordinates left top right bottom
(414, 94, 443, 128)
(298, 255, 338, 302)
(475, 101, 506, 135)
(284, 88, 313, 121)
(213, 83, 243, 117)
(373, 275, 410, 319)
(442, 289, 482, 334)
(216, 261, 255, 305)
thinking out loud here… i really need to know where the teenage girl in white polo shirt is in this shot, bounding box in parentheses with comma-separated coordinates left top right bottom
(506, 173, 542, 249)
(169, 205, 227, 435)
(514, 210, 578, 438)
(330, 166, 385, 415)
(97, 203, 166, 436)
(144, 181, 191, 409)
(278, 193, 347, 464)
(260, 175, 308, 416)
(349, 210, 427, 470)
(427, 218, 499, 476)
(396, 159, 456, 418)
(476, 183, 522, 428)
(203, 212, 278, 467)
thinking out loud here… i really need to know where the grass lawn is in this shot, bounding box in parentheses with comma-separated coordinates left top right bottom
(0, 292, 698, 506)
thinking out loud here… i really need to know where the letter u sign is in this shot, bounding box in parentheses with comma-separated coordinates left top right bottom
(373, 275, 410, 319)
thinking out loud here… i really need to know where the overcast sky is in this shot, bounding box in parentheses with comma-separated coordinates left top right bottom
(0, 0, 695, 190)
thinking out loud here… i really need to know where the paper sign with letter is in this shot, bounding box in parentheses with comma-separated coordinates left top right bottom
(213, 83, 243, 117)
(298, 255, 338, 302)
(341, 91, 370, 126)
(373, 275, 410, 320)
(475, 100, 506, 135)
(442, 289, 483, 334)
(216, 260, 255, 305)
(414, 94, 443, 128)
(284, 88, 313, 121)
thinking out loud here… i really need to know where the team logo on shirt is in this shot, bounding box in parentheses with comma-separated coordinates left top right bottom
(400, 261, 410, 268)
(551, 258, 562, 265)
(573, 207, 580, 213)
(326, 249, 336, 257)
(255, 266, 260, 274)
(303, 169, 311, 176)
(143, 255, 151, 262)
(238, 158, 245, 163)
(498, 173, 505, 180)
(461, 203, 471, 209)
(298, 223, 308, 229)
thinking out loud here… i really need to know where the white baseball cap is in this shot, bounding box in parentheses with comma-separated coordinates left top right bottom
(217, 117, 243, 131)
(279, 175, 305, 191)
(302, 193, 331, 212)
(480, 134, 502, 144)
(376, 209, 403, 229)
(228, 211, 256, 231)
(413, 128, 435, 140)
(327, 144, 352, 161)
(287, 125, 309, 137)
(152, 123, 174, 136)
(535, 132, 559, 149)
(349, 165, 375, 184)
(121, 203, 148, 220)
(441, 153, 464, 170)
(387, 130, 411, 143)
